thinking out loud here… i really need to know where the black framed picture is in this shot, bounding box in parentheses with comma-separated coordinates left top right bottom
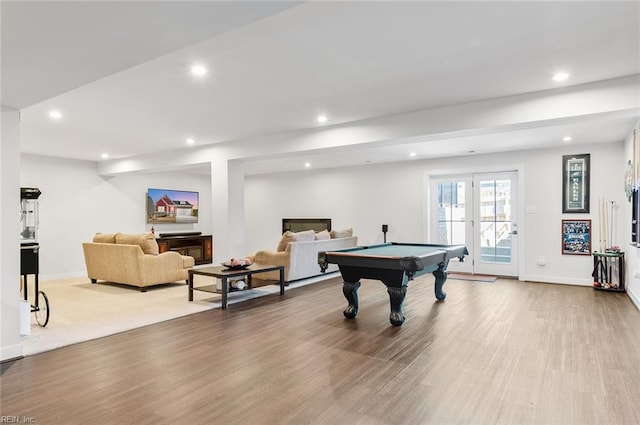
(562, 219, 592, 255)
(562, 153, 590, 213)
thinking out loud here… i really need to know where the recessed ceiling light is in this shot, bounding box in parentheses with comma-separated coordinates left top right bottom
(190, 64, 207, 77)
(552, 72, 570, 82)
(317, 115, 328, 124)
(562, 136, 572, 142)
(304, 162, 311, 168)
(186, 138, 195, 145)
(409, 152, 417, 157)
(49, 110, 62, 120)
(101, 153, 109, 159)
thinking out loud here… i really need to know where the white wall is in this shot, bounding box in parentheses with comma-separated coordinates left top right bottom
(623, 121, 640, 307)
(20, 154, 212, 280)
(1, 107, 22, 361)
(16, 138, 633, 292)
(245, 162, 425, 252)
(246, 141, 626, 287)
(521, 143, 625, 284)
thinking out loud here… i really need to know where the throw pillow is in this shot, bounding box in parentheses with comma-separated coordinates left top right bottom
(330, 228, 353, 239)
(93, 233, 117, 243)
(276, 231, 294, 252)
(115, 232, 159, 255)
(276, 230, 316, 251)
(315, 230, 331, 240)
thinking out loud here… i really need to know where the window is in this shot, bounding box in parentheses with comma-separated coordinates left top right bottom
(436, 181, 466, 245)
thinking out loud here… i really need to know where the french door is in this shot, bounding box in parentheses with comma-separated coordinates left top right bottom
(430, 171, 518, 277)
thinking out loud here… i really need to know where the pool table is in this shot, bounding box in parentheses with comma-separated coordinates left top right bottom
(318, 242, 468, 326)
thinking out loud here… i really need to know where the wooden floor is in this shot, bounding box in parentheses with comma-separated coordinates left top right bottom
(2, 275, 640, 425)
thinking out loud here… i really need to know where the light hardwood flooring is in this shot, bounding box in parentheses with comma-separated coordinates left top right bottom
(2, 276, 640, 424)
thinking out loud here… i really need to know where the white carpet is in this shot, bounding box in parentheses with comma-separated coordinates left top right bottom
(21, 273, 336, 356)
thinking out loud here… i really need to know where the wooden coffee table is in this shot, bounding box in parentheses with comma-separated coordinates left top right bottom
(188, 263, 285, 309)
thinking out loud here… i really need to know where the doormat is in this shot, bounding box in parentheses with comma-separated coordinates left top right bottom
(448, 273, 497, 283)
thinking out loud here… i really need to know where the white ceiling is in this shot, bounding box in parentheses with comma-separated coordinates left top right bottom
(3, 1, 639, 175)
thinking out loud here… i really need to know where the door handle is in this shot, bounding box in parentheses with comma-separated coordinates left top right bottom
(510, 230, 518, 235)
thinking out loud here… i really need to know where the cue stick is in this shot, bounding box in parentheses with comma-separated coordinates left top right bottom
(635, 129, 638, 186)
(600, 197, 607, 252)
(600, 198, 604, 250)
(599, 197, 604, 252)
(608, 201, 612, 248)
(598, 258, 607, 285)
(602, 200, 609, 250)
(609, 201, 615, 248)
(603, 198, 608, 250)
(598, 258, 604, 285)
(597, 197, 601, 252)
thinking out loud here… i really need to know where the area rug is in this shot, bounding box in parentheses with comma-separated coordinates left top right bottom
(448, 273, 497, 283)
(21, 273, 335, 356)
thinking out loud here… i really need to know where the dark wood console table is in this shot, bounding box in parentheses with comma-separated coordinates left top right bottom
(188, 263, 285, 309)
(156, 233, 212, 265)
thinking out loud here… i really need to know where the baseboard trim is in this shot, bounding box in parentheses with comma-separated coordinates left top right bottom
(627, 288, 640, 311)
(1, 343, 23, 363)
(522, 275, 593, 286)
(39, 271, 86, 281)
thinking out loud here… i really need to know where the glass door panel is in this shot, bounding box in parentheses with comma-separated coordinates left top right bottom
(436, 181, 466, 245)
(474, 173, 518, 276)
(429, 171, 518, 277)
(431, 177, 472, 273)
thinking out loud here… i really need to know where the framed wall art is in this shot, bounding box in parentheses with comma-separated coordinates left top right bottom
(146, 188, 199, 224)
(562, 219, 591, 255)
(562, 153, 590, 213)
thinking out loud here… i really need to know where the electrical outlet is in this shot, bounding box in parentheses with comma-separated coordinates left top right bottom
(536, 256, 546, 267)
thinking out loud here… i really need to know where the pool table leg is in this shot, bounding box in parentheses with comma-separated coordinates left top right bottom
(342, 281, 361, 319)
(387, 286, 407, 326)
(433, 261, 448, 301)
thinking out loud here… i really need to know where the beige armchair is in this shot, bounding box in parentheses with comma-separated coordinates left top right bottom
(82, 232, 195, 291)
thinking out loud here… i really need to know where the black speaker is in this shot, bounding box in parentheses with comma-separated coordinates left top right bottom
(382, 224, 388, 232)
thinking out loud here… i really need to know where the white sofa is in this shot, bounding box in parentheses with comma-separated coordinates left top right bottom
(251, 229, 357, 283)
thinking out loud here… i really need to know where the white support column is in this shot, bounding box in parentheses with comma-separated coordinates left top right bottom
(210, 158, 245, 263)
(1, 106, 23, 361)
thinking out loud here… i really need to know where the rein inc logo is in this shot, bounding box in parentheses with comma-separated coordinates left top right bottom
(0, 417, 34, 424)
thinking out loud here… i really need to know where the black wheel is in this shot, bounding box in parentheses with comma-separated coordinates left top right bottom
(34, 291, 50, 327)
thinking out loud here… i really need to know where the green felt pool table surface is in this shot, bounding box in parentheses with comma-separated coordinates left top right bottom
(319, 242, 468, 274)
(342, 243, 446, 257)
(319, 242, 469, 326)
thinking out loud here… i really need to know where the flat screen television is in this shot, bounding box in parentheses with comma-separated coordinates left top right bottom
(147, 188, 199, 224)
